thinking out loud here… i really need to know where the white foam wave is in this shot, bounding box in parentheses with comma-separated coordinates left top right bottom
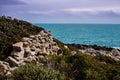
(113, 47, 120, 50)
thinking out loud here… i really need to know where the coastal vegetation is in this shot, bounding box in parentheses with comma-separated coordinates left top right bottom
(0, 16, 44, 60)
(0, 16, 120, 80)
(11, 53, 120, 80)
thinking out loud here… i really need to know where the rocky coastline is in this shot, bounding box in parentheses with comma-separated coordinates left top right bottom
(0, 16, 120, 80)
(1, 30, 120, 77)
(68, 44, 120, 61)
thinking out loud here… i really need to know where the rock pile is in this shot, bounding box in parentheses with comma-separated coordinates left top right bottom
(74, 45, 120, 61)
(79, 48, 120, 60)
(0, 30, 62, 76)
(68, 44, 120, 60)
(23, 30, 61, 56)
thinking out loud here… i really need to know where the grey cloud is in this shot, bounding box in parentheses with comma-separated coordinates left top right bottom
(0, 0, 26, 5)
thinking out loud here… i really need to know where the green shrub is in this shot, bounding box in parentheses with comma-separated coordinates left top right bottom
(45, 53, 120, 80)
(7, 53, 120, 80)
(85, 69, 101, 80)
(12, 63, 65, 80)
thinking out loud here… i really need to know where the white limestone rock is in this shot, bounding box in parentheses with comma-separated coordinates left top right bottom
(5, 56, 20, 67)
(0, 61, 10, 75)
(11, 42, 24, 61)
(111, 49, 120, 56)
(22, 37, 30, 41)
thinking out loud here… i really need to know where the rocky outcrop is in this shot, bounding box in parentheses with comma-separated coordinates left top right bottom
(5, 42, 24, 67)
(1, 30, 120, 77)
(11, 42, 24, 61)
(23, 30, 61, 56)
(0, 30, 62, 76)
(69, 44, 120, 61)
(79, 48, 120, 60)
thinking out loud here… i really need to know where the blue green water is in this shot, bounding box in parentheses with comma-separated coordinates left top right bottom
(36, 24, 120, 48)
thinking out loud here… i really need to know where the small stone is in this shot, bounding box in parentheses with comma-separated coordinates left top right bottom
(30, 35, 35, 39)
(64, 45, 69, 49)
(23, 42, 29, 47)
(57, 49, 63, 55)
(27, 40, 32, 44)
(32, 40, 37, 43)
(24, 56, 36, 63)
(22, 37, 30, 41)
(31, 46, 36, 51)
(5, 56, 20, 67)
(112, 49, 120, 56)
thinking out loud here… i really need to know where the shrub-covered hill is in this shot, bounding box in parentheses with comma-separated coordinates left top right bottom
(11, 53, 120, 80)
(0, 16, 44, 60)
(0, 16, 120, 80)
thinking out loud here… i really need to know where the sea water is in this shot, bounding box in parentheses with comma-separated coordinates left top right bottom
(36, 24, 120, 48)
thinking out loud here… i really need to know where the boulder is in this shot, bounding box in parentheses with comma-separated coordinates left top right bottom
(22, 37, 30, 41)
(5, 56, 20, 67)
(32, 40, 37, 43)
(24, 46, 31, 53)
(64, 45, 69, 49)
(57, 49, 63, 55)
(111, 49, 120, 56)
(11, 42, 24, 61)
(24, 56, 36, 63)
(31, 46, 36, 51)
(27, 40, 32, 44)
(40, 30, 46, 37)
(30, 35, 35, 39)
(23, 42, 29, 47)
(12, 42, 23, 51)
(0, 61, 11, 76)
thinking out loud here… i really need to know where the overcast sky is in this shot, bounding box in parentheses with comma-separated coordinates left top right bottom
(0, 0, 120, 23)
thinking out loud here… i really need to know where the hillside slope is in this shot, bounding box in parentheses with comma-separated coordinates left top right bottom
(0, 16, 44, 59)
(0, 16, 120, 80)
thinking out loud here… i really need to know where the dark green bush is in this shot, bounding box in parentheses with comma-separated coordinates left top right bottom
(9, 52, 120, 80)
(12, 63, 65, 80)
(45, 53, 120, 80)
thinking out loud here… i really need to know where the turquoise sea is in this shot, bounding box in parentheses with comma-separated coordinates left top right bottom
(36, 24, 120, 48)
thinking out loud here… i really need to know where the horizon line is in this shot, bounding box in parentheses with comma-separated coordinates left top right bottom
(34, 23, 120, 25)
